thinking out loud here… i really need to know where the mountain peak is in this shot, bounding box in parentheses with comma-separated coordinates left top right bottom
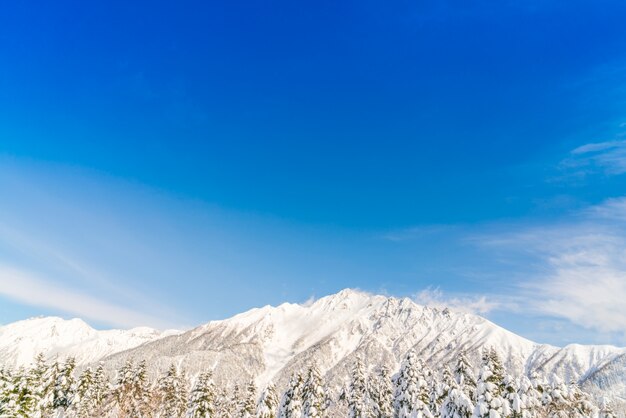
(309, 288, 375, 310)
(0, 316, 173, 368)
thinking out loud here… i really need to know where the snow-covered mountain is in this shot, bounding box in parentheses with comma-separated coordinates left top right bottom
(1, 289, 625, 408)
(96, 289, 626, 407)
(0, 316, 179, 368)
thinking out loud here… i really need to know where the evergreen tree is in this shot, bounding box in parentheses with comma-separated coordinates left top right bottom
(215, 386, 236, 418)
(72, 367, 94, 418)
(568, 381, 597, 418)
(502, 374, 519, 417)
(393, 350, 432, 418)
(8, 367, 37, 417)
(114, 359, 151, 417)
(91, 363, 110, 414)
(529, 372, 549, 417)
(239, 379, 257, 418)
(542, 376, 572, 418)
(486, 348, 505, 388)
(512, 375, 540, 418)
(370, 366, 393, 418)
(302, 364, 325, 418)
(454, 352, 477, 401)
(0, 367, 11, 416)
(113, 359, 134, 416)
(256, 381, 279, 418)
(278, 372, 303, 418)
(472, 350, 509, 418)
(230, 384, 243, 417)
(348, 357, 371, 418)
(158, 364, 188, 418)
(53, 356, 77, 414)
(188, 371, 216, 418)
(441, 385, 474, 418)
(39, 358, 60, 416)
(431, 366, 454, 415)
(539, 376, 599, 418)
(529, 371, 548, 396)
(28, 353, 50, 417)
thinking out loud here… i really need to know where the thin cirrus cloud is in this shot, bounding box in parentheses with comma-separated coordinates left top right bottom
(0, 160, 200, 329)
(0, 264, 175, 329)
(562, 138, 626, 177)
(412, 287, 502, 316)
(386, 193, 626, 344)
(471, 197, 626, 343)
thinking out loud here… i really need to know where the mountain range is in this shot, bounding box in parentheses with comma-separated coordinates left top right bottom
(1, 289, 624, 410)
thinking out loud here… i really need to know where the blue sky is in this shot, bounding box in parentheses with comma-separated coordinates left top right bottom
(1, 0, 626, 346)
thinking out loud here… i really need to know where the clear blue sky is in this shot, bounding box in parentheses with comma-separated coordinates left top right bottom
(1, 0, 626, 346)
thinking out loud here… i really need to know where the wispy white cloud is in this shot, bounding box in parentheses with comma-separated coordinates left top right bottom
(413, 287, 502, 315)
(586, 197, 626, 222)
(561, 138, 626, 178)
(526, 249, 626, 335)
(301, 295, 317, 307)
(0, 160, 197, 329)
(0, 264, 177, 329)
(473, 197, 626, 342)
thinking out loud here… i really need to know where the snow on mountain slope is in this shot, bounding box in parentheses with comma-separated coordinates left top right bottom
(95, 288, 626, 407)
(0, 316, 179, 368)
(1, 289, 624, 408)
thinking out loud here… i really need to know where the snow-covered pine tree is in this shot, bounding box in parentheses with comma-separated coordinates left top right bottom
(53, 356, 77, 414)
(0, 367, 10, 416)
(27, 353, 50, 417)
(278, 372, 303, 418)
(502, 374, 518, 417)
(529, 371, 549, 417)
(114, 359, 152, 417)
(568, 380, 597, 417)
(540, 376, 599, 418)
(541, 376, 565, 418)
(370, 365, 393, 418)
(113, 359, 134, 416)
(302, 364, 325, 418)
(440, 384, 474, 418)
(454, 352, 477, 401)
(188, 371, 216, 418)
(512, 375, 540, 418)
(393, 350, 432, 418)
(238, 379, 257, 418)
(486, 348, 505, 392)
(72, 367, 94, 418)
(91, 363, 110, 414)
(472, 349, 509, 418)
(38, 358, 60, 416)
(134, 359, 153, 416)
(430, 366, 454, 415)
(230, 384, 244, 418)
(5, 367, 37, 417)
(214, 386, 235, 418)
(256, 381, 279, 418)
(348, 356, 371, 418)
(158, 364, 188, 418)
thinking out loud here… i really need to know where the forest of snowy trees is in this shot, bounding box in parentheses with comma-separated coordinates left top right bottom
(0, 348, 617, 418)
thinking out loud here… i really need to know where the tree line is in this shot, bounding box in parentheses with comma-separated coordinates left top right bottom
(0, 348, 617, 417)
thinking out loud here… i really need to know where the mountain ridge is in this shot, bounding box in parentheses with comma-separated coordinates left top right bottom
(0, 315, 180, 368)
(1, 289, 624, 409)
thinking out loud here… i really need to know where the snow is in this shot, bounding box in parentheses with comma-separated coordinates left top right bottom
(0, 316, 181, 368)
(1, 288, 625, 411)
